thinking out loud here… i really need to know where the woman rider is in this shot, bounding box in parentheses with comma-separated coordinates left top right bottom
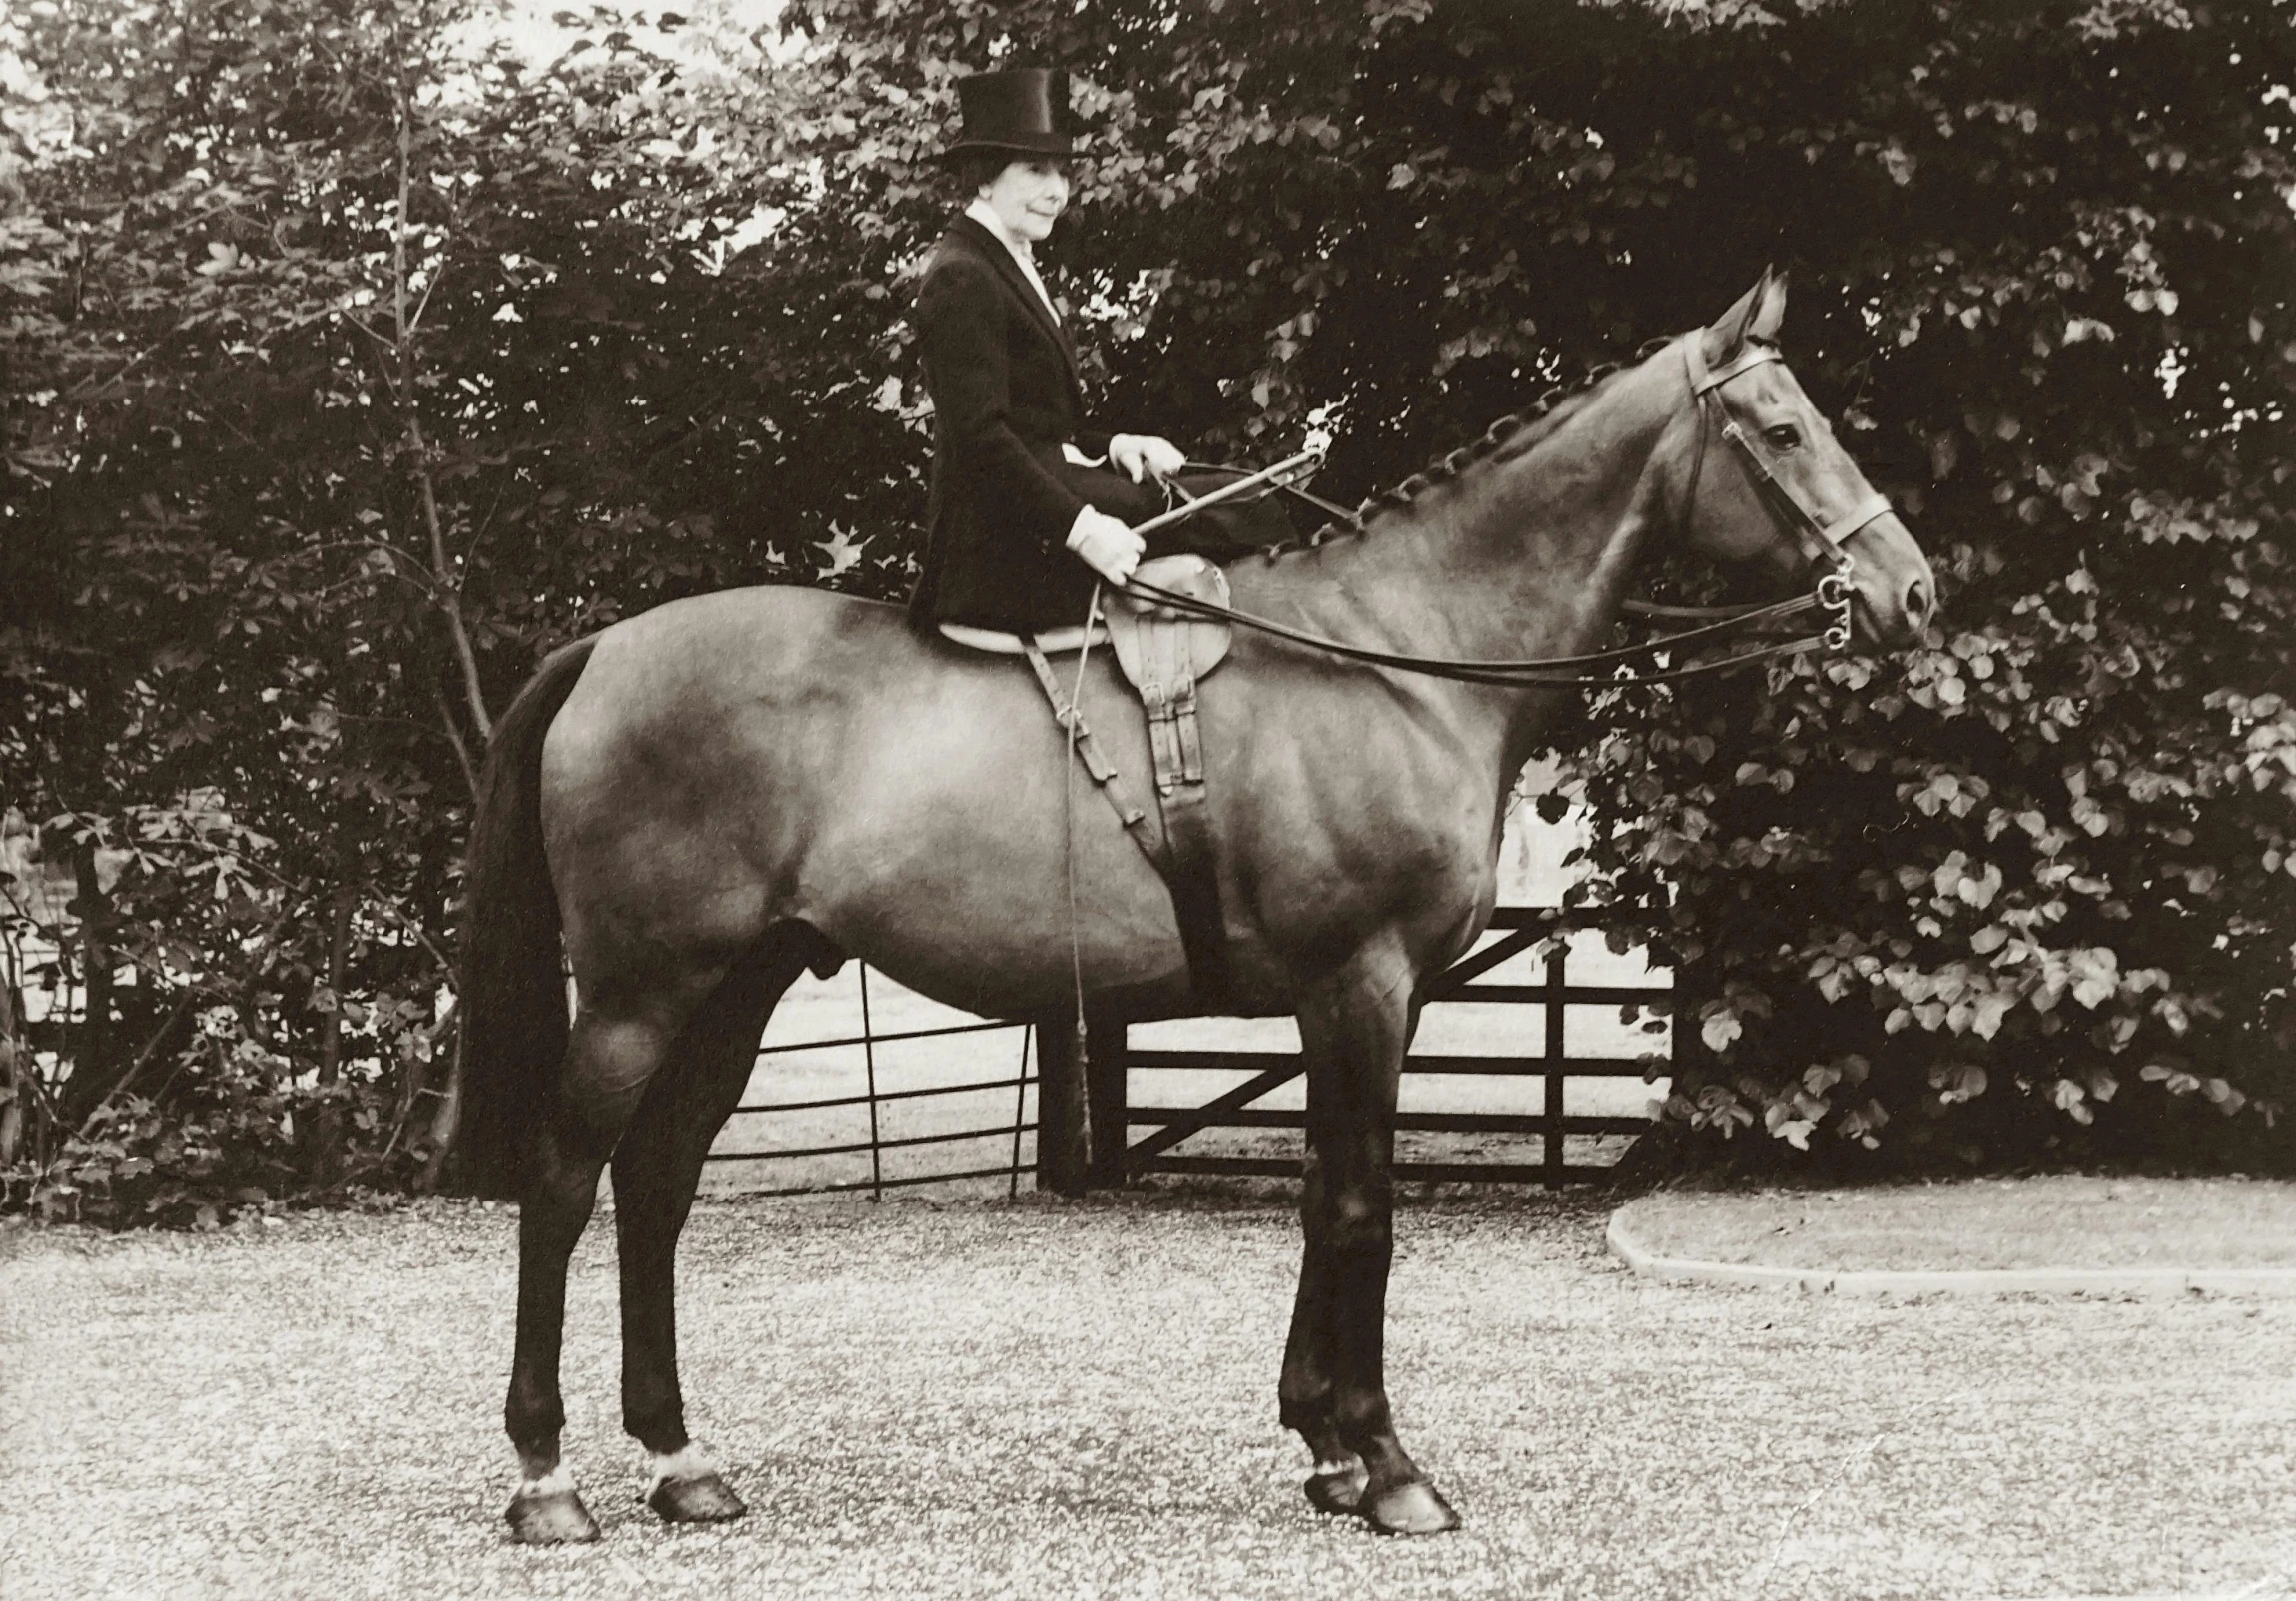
(907, 68, 1278, 637)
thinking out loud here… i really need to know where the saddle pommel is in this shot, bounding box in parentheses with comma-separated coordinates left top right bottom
(1110, 554, 1232, 690)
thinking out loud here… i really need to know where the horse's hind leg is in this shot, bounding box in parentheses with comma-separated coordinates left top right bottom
(501, 1068, 627, 1541)
(613, 928, 822, 1524)
(503, 993, 706, 1542)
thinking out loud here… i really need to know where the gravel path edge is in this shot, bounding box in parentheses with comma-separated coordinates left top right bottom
(1605, 1203, 2296, 1297)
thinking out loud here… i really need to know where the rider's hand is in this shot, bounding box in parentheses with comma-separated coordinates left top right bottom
(1108, 433, 1188, 484)
(1066, 506, 1145, 586)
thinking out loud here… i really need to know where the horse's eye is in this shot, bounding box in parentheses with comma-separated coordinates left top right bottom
(1762, 423, 1803, 451)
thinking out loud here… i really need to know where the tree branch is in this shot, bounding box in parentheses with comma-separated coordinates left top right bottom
(388, 29, 493, 744)
(73, 904, 296, 1141)
(432, 679, 481, 800)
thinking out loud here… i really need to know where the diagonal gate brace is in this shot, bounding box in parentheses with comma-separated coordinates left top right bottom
(1416, 924, 1548, 1003)
(1123, 1058, 1303, 1174)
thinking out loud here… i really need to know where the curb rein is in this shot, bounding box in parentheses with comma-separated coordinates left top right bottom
(1131, 334, 1890, 690)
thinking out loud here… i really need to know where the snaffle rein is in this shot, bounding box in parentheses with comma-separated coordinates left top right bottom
(1129, 333, 1887, 689)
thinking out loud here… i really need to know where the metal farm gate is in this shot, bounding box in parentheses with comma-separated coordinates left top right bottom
(704, 965, 1044, 1198)
(704, 906, 1670, 1195)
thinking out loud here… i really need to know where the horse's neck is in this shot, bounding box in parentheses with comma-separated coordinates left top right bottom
(1247, 357, 1682, 772)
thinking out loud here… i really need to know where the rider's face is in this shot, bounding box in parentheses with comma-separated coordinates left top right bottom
(980, 158, 1070, 245)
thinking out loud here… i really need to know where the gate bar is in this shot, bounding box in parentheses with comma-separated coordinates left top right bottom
(860, 964, 883, 1201)
(1545, 947, 1569, 1188)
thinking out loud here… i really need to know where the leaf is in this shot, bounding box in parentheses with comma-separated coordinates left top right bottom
(1930, 1062, 1988, 1104)
(811, 525, 868, 578)
(1970, 993, 2014, 1040)
(2049, 1078, 2093, 1124)
(2067, 949, 2120, 1010)
(1700, 1011, 1742, 1053)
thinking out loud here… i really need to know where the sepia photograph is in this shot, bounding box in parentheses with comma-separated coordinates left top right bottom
(2, 0, 2292, 1595)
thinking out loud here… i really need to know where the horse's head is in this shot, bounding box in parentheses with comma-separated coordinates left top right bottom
(1671, 269, 1936, 648)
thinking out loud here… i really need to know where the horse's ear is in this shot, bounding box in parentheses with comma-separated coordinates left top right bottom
(1701, 268, 1773, 368)
(1749, 268, 1788, 341)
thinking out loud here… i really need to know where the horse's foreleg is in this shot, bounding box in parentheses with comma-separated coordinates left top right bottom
(612, 936, 807, 1526)
(1290, 958, 1460, 1536)
(1279, 1145, 1367, 1514)
(1282, 993, 1429, 1516)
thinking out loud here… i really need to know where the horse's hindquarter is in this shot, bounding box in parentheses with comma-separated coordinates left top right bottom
(540, 586, 1196, 1021)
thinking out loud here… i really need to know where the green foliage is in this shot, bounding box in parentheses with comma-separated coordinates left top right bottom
(1539, 0, 2296, 1170)
(3, 0, 2288, 1216)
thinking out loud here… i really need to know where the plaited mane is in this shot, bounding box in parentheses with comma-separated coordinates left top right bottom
(1266, 340, 1672, 562)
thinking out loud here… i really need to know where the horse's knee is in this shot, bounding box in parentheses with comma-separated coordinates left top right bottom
(1325, 1189, 1393, 1257)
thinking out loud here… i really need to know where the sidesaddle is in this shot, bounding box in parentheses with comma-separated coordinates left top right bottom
(939, 554, 1237, 1009)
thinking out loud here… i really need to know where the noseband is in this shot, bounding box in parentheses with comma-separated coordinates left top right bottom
(1127, 333, 1896, 687)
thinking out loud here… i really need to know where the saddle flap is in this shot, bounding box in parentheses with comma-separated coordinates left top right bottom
(1109, 554, 1232, 693)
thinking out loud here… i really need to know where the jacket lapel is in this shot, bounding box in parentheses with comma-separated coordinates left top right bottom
(950, 215, 1083, 398)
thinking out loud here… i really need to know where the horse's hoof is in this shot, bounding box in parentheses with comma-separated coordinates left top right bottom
(646, 1471, 747, 1525)
(1361, 1479, 1462, 1537)
(505, 1487, 602, 1544)
(1304, 1460, 1369, 1516)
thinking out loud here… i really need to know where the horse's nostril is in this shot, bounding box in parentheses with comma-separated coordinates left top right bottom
(1906, 579, 1932, 625)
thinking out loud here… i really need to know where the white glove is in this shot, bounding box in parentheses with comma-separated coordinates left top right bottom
(1066, 506, 1145, 585)
(1108, 433, 1188, 484)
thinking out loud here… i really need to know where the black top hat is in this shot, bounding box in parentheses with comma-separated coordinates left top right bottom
(944, 69, 1079, 162)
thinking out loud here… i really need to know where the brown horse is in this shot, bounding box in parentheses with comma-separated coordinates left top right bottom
(451, 272, 1935, 1541)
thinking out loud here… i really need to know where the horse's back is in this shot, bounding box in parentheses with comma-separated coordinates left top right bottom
(594, 583, 912, 690)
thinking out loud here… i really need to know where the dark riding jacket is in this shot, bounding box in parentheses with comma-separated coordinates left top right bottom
(907, 215, 1286, 634)
(907, 216, 1157, 633)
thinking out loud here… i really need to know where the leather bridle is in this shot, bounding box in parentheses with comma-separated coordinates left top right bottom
(1129, 332, 1895, 687)
(1678, 333, 1886, 655)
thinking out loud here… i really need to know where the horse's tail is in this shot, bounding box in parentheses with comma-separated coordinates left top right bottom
(443, 635, 597, 1200)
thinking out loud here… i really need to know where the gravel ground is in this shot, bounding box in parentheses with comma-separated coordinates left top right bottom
(1619, 1178, 2296, 1272)
(5, 1190, 2295, 1601)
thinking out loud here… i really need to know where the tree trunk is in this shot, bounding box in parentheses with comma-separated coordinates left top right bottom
(60, 842, 116, 1126)
(0, 967, 23, 1170)
(415, 1034, 462, 1195)
(306, 883, 355, 1188)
